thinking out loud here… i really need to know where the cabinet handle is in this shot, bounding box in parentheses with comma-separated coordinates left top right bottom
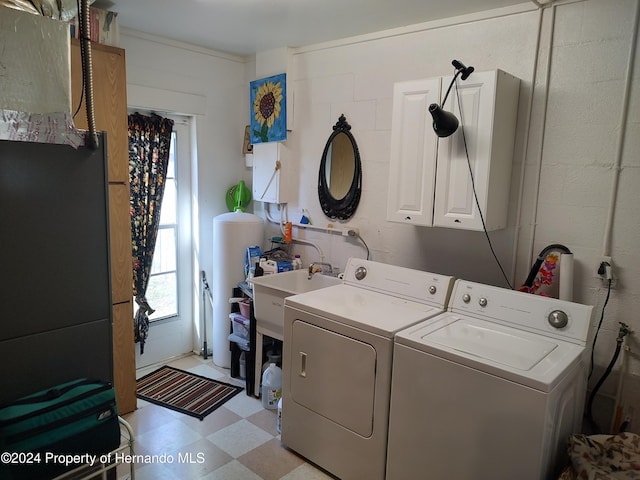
(299, 352, 307, 378)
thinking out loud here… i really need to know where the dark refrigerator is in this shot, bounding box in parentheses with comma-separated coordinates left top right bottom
(0, 134, 114, 404)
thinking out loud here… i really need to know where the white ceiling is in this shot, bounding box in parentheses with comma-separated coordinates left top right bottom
(92, 0, 533, 57)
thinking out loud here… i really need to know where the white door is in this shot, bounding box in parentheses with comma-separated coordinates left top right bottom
(135, 117, 194, 368)
(386, 77, 441, 225)
(433, 71, 495, 230)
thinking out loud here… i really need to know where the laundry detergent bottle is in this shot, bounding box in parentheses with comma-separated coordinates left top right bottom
(261, 363, 282, 410)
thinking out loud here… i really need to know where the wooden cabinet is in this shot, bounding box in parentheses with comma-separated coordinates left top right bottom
(108, 184, 133, 304)
(387, 70, 520, 231)
(71, 39, 137, 414)
(70, 41, 129, 183)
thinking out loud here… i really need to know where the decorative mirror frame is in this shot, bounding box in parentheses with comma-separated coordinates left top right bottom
(318, 114, 362, 220)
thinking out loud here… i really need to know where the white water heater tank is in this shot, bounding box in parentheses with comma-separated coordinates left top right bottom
(212, 211, 264, 367)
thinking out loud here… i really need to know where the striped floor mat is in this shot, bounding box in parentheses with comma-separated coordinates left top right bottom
(136, 366, 243, 420)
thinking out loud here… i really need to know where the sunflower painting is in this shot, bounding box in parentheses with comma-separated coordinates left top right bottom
(250, 73, 286, 144)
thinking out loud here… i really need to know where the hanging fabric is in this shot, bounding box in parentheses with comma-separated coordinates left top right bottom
(128, 112, 174, 354)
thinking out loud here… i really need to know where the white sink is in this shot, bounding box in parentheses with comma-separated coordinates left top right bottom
(251, 269, 341, 338)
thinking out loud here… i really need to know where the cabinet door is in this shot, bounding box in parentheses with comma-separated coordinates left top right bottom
(252, 142, 290, 204)
(112, 301, 136, 414)
(433, 71, 496, 230)
(386, 78, 441, 225)
(109, 184, 133, 304)
(70, 40, 129, 184)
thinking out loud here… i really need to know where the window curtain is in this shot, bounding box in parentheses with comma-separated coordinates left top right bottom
(129, 112, 174, 354)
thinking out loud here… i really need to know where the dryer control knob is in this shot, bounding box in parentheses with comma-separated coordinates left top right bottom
(478, 297, 488, 307)
(354, 266, 367, 281)
(548, 310, 568, 329)
(462, 293, 471, 303)
(428, 285, 437, 294)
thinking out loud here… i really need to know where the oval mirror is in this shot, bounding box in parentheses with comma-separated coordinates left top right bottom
(318, 114, 362, 220)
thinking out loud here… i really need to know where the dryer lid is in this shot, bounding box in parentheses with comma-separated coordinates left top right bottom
(425, 318, 558, 370)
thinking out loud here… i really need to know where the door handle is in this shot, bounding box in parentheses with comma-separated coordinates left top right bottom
(299, 352, 307, 378)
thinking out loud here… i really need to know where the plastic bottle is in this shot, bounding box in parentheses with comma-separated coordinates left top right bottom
(284, 222, 292, 243)
(254, 261, 264, 278)
(262, 350, 282, 374)
(239, 351, 246, 379)
(261, 363, 282, 410)
(277, 397, 283, 433)
(292, 254, 302, 270)
(260, 258, 278, 275)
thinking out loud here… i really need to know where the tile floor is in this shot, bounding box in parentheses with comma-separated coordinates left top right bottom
(118, 354, 336, 480)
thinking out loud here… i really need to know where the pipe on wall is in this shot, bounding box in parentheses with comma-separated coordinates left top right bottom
(601, 0, 639, 257)
(523, 3, 557, 283)
(264, 203, 325, 262)
(509, 4, 547, 285)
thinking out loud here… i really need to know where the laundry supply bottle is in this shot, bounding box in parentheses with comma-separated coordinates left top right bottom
(262, 350, 282, 374)
(284, 222, 293, 243)
(261, 363, 282, 410)
(259, 258, 278, 275)
(277, 397, 283, 433)
(292, 255, 302, 270)
(239, 351, 246, 379)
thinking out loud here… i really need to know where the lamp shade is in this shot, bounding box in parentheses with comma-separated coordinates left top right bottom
(429, 104, 459, 137)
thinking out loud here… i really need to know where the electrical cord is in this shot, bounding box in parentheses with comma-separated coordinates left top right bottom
(454, 78, 513, 290)
(588, 276, 613, 380)
(345, 229, 370, 260)
(356, 233, 371, 260)
(73, 0, 85, 119)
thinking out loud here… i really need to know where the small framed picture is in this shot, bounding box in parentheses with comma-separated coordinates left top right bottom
(242, 125, 253, 154)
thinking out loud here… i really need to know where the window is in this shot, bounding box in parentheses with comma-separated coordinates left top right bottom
(146, 131, 178, 321)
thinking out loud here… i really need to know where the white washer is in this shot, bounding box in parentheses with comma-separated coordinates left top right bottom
(387, 279, 595, 480)
(281, 258, 454, 480)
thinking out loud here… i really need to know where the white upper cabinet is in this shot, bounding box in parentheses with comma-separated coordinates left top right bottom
(252, 141, 292, 204)
(387, 70, 520, 231)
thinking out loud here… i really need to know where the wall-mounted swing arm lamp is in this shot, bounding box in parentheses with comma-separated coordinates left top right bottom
(428, 59, 475, 137)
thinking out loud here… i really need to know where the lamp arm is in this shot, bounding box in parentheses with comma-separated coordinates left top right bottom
(440, 70, 462, 106)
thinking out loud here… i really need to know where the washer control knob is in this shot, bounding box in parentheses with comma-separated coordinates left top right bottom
(478, 297, 488, 307)
(354, 266, 367, 281)
(428, 285, 437, 295)
(548, 310, 569, 329)
(462, 293, 471, 303)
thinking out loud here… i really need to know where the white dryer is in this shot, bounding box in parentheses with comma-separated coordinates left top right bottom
(281, 258, 454, 480)
(387, 279, 594, 480)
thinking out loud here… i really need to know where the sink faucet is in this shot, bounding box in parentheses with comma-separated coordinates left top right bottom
(308, 262, 333, 279)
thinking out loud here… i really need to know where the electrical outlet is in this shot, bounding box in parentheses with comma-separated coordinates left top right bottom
(625, 406, 635, 430)
(343, 227, 359, 237)
(596, 256, 611, 275)
(596, 256, 615, 286)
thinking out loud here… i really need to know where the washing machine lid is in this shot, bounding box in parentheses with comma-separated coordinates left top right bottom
(426, 316, 558, 370)
(285, 284, 446, 338)
(395, 313, 586, 392)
